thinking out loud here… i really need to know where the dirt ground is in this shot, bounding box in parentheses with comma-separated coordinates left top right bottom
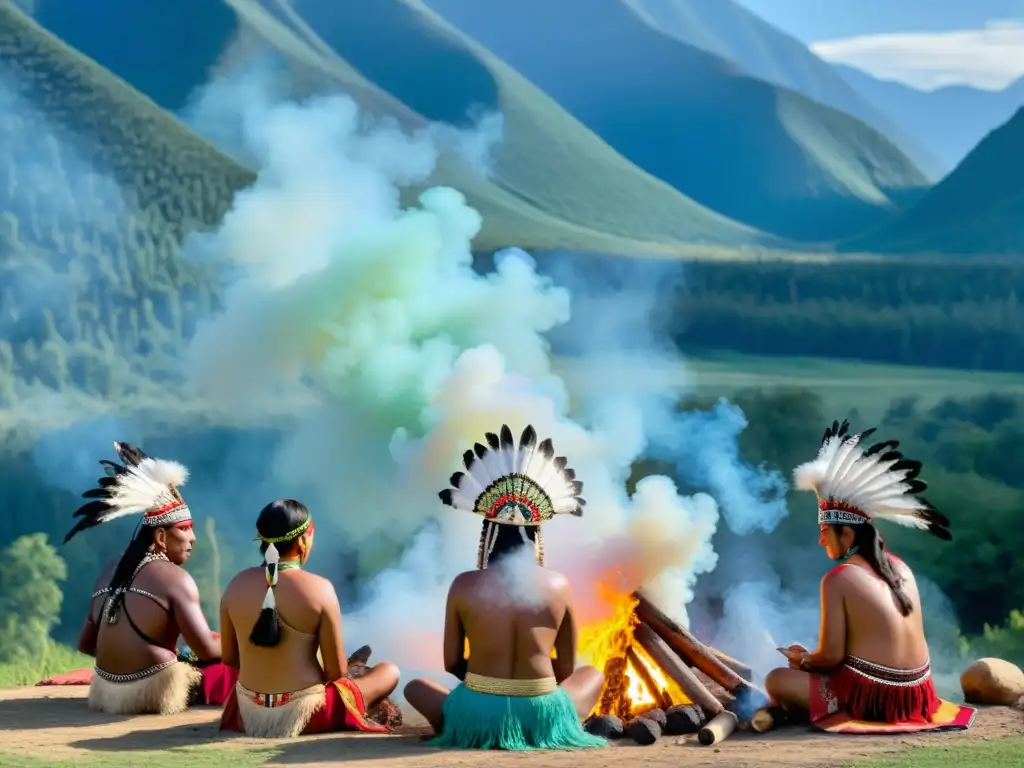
(1, 686, 1021, 768)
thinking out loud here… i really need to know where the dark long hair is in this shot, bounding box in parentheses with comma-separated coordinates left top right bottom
(104, 525, 157, 619)
(249, 499, 311, 647)
(833, 523, 913, 616)
(480, 521, 538, 567)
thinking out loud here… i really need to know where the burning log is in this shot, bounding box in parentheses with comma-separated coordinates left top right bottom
(633, 623, 724, 716)
(698, 710, 739, 746)
(712, 649, 753, 682)
(625, 716, 662, 745)
(634, 591, 768, 717)
(626, 647, 672, 711)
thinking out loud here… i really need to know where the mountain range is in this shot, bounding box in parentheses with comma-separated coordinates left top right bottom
(1, 0, 1022, 261)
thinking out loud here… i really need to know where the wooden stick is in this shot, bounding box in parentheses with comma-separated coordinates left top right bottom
(626, 646, 672, 711)
(698, 710, 738, 746)
(711, 648, 753, 682)
(749, 707, 776, 734)
(634, 591, 746, 694)
(633, 623, 724, 716)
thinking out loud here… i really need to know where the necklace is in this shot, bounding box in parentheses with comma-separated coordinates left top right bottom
(840, 545, 860, 561)
(278, 561, 302, 571)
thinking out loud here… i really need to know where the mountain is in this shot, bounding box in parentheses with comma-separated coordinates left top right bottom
(19, 0, 769, 255)
(842, 108, 1024, 255)
(423, 0, 930, 242)
(836, 64, 1024, 173)
(619, 0, 944, 179)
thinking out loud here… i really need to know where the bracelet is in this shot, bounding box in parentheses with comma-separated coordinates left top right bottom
(799, 653, 810, 670)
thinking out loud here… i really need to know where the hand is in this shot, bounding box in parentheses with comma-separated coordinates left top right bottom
(777, 644, 809, 668)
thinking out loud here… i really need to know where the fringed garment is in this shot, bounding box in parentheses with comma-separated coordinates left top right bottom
(428, 673, 607, 751)
(89, 660, 202, 715)
(219, 678, 389, 738)
(810, 654, 941, 725)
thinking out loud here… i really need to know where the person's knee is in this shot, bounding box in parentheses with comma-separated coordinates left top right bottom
(764, 667, 787, 698)
(403, 678, 426, 708)
(375, 661, 400, 692)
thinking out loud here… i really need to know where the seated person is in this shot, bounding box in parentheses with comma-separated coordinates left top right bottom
(66, 442, 231, 715)
(218, 499, 399, 738)
(766, 420, 954, 727)
(404, 424, 608, 750)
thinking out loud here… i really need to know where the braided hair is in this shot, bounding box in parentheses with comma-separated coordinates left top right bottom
(249, 499, 311, 647)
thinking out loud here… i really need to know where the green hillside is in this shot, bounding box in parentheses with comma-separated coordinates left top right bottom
(228, 0, 769, 251)
(421, 0, 931, 242)
(842, 108, 1024, 255)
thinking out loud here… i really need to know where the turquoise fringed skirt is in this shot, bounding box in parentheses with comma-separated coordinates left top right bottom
(428, 682, 607, 750)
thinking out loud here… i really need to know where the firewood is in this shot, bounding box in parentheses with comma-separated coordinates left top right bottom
(625, 716, 662, 745)
(635, 591, 769, 716)
(711, 648, 753, 682)
(634, 622, 724, 716)
(626, 646, 672, 711)
(584, 714, 624, 739)
(664, 704, 704, 735)
(698, 710, 739, 746)
(749, 707, 776, 733)
(641, 707, 667, 728)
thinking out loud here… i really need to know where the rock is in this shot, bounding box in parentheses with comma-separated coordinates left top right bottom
(625, 716, 662, 745)
(584, 714, 624, 739)
(664, 704, 705, 735)
(640, 707, 667, 728)
(961, 658, 1024, 706)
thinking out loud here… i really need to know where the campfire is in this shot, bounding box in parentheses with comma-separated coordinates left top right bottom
(580, 591, 768, 745)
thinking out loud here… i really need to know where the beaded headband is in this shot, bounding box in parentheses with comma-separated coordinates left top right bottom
(254, 516, 313, 544)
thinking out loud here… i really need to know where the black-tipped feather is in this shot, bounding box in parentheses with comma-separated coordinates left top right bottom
(499, 425, 514, 451)
(485, 432, 500, 450)
(538, 439, 554, 459)
(519, 425, 537, 448)
(438, 489, 453, 505)
(72, 499, 113, 519)
(462, 450, 475, 470)
(450, 471, 464, 487)
(473, 443, 487, 459)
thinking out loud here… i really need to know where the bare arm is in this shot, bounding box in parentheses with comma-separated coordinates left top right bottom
(77, 612, 98, 657)
(317, 582, 348, 681)
(443, 578, 467, 681)
(552, 605, 577, 684)
(803, 573, 847, 671)
(219, 590, 239, 668)
(171, 573, 221, 661)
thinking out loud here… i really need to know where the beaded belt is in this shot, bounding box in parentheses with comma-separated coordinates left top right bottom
(94, 659, 177, 684)
(464, 673, 558, 697)
(842, 654, 932, 687)
(236, 681, 323, 708)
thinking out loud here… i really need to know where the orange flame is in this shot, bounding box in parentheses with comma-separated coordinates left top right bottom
(579, 593, 684, 716)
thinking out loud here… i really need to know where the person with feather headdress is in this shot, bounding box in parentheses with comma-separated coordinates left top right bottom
(764, 421, 976, 733)
(217, 498, 399, 738)
(67, 442, 235, 715)
(403, 425, 608, 750)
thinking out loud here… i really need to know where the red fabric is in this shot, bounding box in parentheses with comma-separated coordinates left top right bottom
(36, 668, 94, 686)
(198, 662, 238, 706)
(220, 677, 388, 734)
(809, 666, 941, 725)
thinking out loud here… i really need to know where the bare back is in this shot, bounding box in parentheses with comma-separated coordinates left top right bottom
(222, 567, 337, 694)
(90, 559, 184, 675)
(450, 562, 574, 681)
(836, 558, 929, 669)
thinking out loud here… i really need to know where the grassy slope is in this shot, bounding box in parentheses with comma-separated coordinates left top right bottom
(621, 0, 945, 179)
(232, 0, 767, 251)
(421, 0, 930, 243)
(553, 350, 1024, 423)
(842, 108, 1024, 255)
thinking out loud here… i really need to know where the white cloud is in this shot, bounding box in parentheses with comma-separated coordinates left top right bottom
(811, 20, 1024, 91)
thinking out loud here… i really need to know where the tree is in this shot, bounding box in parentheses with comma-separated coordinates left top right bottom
(0, 533, 67, 663)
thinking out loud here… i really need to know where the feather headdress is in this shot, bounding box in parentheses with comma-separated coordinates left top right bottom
(793, 420, 951, 541)
(438, 424, 585, 526)
(63, 441, 192, 544)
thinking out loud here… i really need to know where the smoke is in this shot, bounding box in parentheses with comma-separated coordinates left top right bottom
(170, 60, 798, 686)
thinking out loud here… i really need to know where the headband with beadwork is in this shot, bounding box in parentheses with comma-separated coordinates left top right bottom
(254, 517, 313, 544)
(794, 420, 951, 541)
(64, 442, 192, 544)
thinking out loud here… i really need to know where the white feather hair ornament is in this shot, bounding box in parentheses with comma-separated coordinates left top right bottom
(64, 441, 192, 544)
(438, 424, 585, 526)
(793, 420, 951, 541)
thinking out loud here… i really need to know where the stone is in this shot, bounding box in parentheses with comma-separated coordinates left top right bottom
(640, 707, 667, 728)
(960, 658, 1024, 706)
(584, 714, 624, 739)
(625, 716, 662, 745)
(664, 703, 705, 735)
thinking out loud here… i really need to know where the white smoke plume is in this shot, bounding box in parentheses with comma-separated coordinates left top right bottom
(179, 70, 736, 683)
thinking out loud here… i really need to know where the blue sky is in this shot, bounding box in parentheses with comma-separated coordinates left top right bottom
(735, 0, 1024, 90)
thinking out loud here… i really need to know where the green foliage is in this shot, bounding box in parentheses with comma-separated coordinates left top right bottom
(0, 534, 67, 663)
(852, 737, 1024, 768)
(0, 640, 89, 689)
(963, 610, 1024, 667)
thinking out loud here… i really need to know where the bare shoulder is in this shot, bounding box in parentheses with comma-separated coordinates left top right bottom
(544, 568, 572, 594)
(448, 569, 479, 596)
(298, 570, 339, 605)
(223, 566, 261, 595)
